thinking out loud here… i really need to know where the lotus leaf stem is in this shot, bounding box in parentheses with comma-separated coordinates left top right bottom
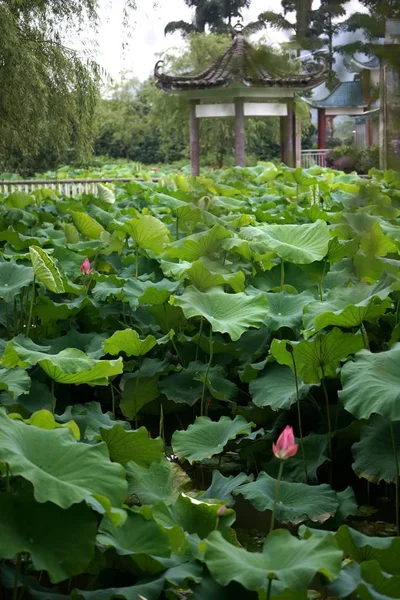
(200, 326, 213, 417)
(321, 366, 333, 484)
(280, 259, 285, 289)
(290, 352, 308, 481)
(266, 579, 273, 600)
(195, 317, 204, 361)
(390, 422, 400, 536)
(110, 384, 115, 416)
(26, 277, 36, 337)
(13, 554, 21, 600)
(361, 323, 370, 350)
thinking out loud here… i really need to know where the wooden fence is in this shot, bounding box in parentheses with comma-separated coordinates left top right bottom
(0, 177, 157, 196)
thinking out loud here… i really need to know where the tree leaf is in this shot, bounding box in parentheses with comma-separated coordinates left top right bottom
(236, 472, 338, 525)
(240, 220, 330, 264)
(270, 328, 364, 383)
(0, 409, 127, 522)
(171, 286, 269, 341)
(339, 344, 400, 420)
(29, 246, 65, 294)
(0, 490, 97, 583)
(172, 416, 253, 463)
(202, 528, 342, 592)
(100, 424, 164, 467)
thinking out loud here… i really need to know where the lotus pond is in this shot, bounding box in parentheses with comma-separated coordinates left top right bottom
(0, 163, 400, 599)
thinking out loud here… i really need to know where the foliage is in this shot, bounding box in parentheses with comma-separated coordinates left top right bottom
(327, 144, 380, 174)
(165, 0, 251, 36)
(0, 161, 399, 598)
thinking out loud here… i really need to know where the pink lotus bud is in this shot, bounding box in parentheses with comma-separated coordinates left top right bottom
(80, 258, 93, 275)
(272, 426, 298, 460)
(217, 505, 227, 517)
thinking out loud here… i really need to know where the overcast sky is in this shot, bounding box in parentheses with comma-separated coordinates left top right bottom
(77, 0, 366, 83)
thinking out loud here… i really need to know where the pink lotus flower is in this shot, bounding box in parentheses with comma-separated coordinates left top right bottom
(272, 426, 298, 460)
(217, 505, 227, 517)
(80, 258, 93, 275)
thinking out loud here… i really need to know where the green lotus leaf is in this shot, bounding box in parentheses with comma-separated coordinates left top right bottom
(71, 579, 165, 600)
(271, 328, 364, 383)
(0, 409, 127, 520)
(4, 190, 34, 209)
(166, 224, 232, 261)
(249, 363, 313, 411)
(239, 220, 330, 264)
(123, 278, 180, 309)
(64, 223, 80, 243)
(126, 457, 190, 505)
(236, 472, 338, 524)
(57, 402, 130, 440)
(0, 259, 34, 303)
(0, 367, 30, 398)
(29, 246, 65, 294)
(124, 214, 169, 252)
(97, 510, 172, 558)
(2, 336, 123, 386)
(44, 329, 108, 359)
(32, 296, 93, 325)
(171, 286, 269, 341)
(172, 416, 253, 463)
(199, 471, 253, 506)
(202, 528, 342, 592)
(159, 361, 205, 406)
(352, 416, 400, 484)
(263, 290, 315, 332)
(9, 409, 80, 440)
(329, 560, 400, 600)
(104, 329, 157, 357)
(150, 493, 235, 539)
(71, 211, 105, 240)
(120, 374, 160, 418)
(339, 344, 400, 420)
(360, 222, 398, 257)
(97, 182, 116, 205)
(335, 525, 400, 573)
(302, 278, 394, 337)
(326, 237, 359, 265)
(92, 278, 124, 302)
(182, 260, 245, 293)
(0, 490, 97, 583)
(100, 424, 164, 467)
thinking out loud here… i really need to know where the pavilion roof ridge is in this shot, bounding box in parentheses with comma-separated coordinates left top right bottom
(155, 30, 328, 92)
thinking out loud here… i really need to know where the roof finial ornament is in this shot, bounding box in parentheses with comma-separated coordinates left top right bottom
(233, 20, 244, 35)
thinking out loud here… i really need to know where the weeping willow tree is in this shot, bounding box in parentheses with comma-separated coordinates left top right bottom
(0, 0, 136, 174)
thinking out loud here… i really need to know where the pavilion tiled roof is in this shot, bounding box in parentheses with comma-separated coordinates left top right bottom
(306, 81, 367, 109)
(155, 32, 328, 92)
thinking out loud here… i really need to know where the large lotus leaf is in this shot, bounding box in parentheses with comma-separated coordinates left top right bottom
(97, 182, 116, 205)
(149, 493, 235, 540)
(100, 424, 164, 467)
(9, 409, 80, 440)
(97, 510, 172, 558)
(166, 225, 232, 261)
(199, 471, 253, 506)
(123, 278, 180, 309)
(236, 472, 338, 524)
(264, 433, 328, 484)
(44, 330, 108, 359)
(326, 237, 359, 265)
(171, 286, 269, 341)
(263, 290, 315, 332)
(271, 328, 364, 383)
(71, 211, 105, 240)
(32, 296, 93, 325)
(2, 336, 123, 386)
(124, 215, 169, 252)
(126, 457, 190, 505)
(329, 560, 400, 600)
(335, 525, 400, 574)
(172, 416, 253, 463)
(182, 260, 245, 293)
(0, 367, 30, 398)
(0, 260, 33, 303)
(104, 329, 157, 357)
(339, 344, 400, 420)
(159, 361, 205, 406)
(0, 409, 127, 519)
(120, 374, 160, 418)
(72, 579, 165, 600)
(0, 490, 97, 584)
(29, 246, 65, 294)
(57, 402, 130, 440)
(201, 528, 342, 592)
(302, 278, 394, 337)
(92, 277, 124, 302)
(249, 363, 313, 411)
(360, 222, 398, 257)
(196, 364, 237, 402)
(352, 416, 400, 484)
(239, 220, 330, 264)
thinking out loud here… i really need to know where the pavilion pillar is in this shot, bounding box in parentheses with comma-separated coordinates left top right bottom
(280, 117, 287, 164)
(234, 98, 246, 167)
(189, 101, 200, 177)
(317, 108, 327, 167)
(280, 100, 296, 168)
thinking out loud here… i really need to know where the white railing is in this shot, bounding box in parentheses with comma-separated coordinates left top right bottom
(0, 177, 157, 196)
(301, 149, 330, 168)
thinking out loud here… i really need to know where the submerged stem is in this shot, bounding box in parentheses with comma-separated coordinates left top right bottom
(390, 422, 400, 536)
(200, 326, 213, 417)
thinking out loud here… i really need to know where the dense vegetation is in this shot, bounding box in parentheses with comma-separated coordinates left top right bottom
(0, 163, 400, 598)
